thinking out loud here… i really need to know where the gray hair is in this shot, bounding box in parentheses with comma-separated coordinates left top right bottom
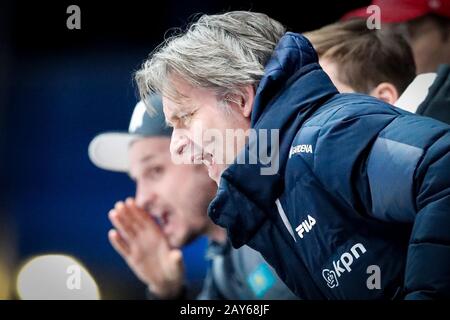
(135, 11, 286, 108)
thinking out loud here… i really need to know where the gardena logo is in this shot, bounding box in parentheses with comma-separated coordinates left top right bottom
(289, 144, 313, 158)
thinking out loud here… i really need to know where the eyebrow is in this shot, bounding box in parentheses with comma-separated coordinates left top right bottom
(140, 154, 155, 164)
(165, 101, 196, 126)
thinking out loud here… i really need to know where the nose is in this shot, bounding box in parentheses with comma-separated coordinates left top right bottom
(170, 129, 192, 164)
(135, 181, 157, 210)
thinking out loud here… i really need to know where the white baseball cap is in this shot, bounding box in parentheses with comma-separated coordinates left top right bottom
(88, 95, 172, 172)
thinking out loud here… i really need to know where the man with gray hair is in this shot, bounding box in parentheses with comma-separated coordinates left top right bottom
(136, 11, 450, 299)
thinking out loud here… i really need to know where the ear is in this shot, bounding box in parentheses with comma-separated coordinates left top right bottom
(229, 85, 255, 118)
(370, 82, 399, 105)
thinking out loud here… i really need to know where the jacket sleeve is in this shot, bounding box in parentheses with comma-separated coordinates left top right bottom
(403, 129, 450, 299)
(314, 104, 450, 299)
(364, 115, 450, 299)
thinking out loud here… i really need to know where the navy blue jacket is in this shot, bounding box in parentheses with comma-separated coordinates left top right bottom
(417, 64, 450, 125)
(208, 32, 450, 299)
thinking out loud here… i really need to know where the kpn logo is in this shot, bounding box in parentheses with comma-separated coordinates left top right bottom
(322, 243, 367, 289)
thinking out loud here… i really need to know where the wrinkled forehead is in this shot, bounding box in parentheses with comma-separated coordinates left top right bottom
(161, 75, 196, 105)
(162, 95, 196, 115)
(162, 95, 182, 112)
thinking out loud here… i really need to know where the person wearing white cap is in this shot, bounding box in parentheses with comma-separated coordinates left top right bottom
(88, 95, 297, 299)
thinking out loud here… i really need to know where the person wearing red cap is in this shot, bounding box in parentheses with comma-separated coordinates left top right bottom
(343, 0, 450, 74)
(343, 0, 450, 124)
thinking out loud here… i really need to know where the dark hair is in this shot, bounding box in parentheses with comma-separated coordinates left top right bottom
(407, 14, 450, 41)
(304, 19, 416, 94)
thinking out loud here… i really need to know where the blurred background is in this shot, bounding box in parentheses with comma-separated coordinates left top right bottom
(0, 0, 370, 299)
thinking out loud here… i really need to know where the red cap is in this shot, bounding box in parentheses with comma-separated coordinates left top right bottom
(342, 0, 450, 23)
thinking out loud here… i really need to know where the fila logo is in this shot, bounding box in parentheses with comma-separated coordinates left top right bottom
(289, 144, 313, 158)
(295, 215, 316, 239)
(322, 243, 367, 289)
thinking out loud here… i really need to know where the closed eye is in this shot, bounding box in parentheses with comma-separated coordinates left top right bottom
(143, 166, 164, 181)
(180, 110, 196, 124)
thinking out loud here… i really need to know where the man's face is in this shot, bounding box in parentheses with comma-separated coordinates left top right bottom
(406, 19, 450, 74)
(128, 136, 216, 248)
(385, 18, 450, 74)
(163, 80, 251, 184)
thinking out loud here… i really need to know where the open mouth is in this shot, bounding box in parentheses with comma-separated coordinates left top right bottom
(192, 150, 221, 182)
(192, 151, 214, 166)
(160, 210, 170, 227)
(152, 209, 172, 232)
